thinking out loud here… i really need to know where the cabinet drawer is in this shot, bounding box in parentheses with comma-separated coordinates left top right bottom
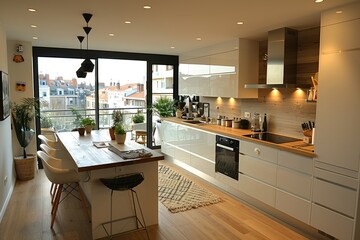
(190, 154, 215, 178)
(239, 174, 275, 207)
(311, 203, 354, 240)
(174, 147, 190, 165)
(278, 151, 312, 174)
(277, 166, 311, 199)
(240, 141, 277, 163)
(239, 154, 277, 186)
(275, 190, 310, 224)
(313, 178, 356, 217)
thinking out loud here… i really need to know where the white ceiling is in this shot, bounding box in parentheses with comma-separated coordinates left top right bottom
(0, 0, 358, 55)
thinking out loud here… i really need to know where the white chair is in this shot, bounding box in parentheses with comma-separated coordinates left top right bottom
(38, 134, 64, 149)
(37, 150, 90, 228)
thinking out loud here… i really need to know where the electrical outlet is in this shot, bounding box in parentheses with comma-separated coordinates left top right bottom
(3, 176, 8, 185)
(244, 112, 251, 118)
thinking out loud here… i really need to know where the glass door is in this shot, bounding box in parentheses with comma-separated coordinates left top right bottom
(148, 64, 177, 148)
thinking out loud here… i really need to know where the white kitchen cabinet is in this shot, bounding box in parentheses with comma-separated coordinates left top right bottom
(239, 154, 277, 186)
(314, 2, 360, 174)
(240, 141, 278, 163)
(179, 39, 258, 98)
(275, 190, 311, 224)
(189, 128, 216, 162)
(190, 155, 215, 178)
(238, 174, 276, 207)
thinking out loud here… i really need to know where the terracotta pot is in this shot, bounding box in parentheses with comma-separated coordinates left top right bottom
(14, 154, 36, 180)
(109, 128, 115, 140)
(115, 133, 126, 144)
(78, 127, 85, 136)
(85, 125, 93, 134)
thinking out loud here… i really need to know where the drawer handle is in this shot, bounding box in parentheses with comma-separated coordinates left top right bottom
(254, 148, 261, 155)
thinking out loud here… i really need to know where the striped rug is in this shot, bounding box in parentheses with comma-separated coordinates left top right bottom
(158, 164, 222, 213)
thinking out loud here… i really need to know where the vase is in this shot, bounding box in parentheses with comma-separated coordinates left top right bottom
(109, 128, 115, 140)
(78, 127, 85, 136)
(14, 154, 36, 180)
(115, 134, 126, 144)
(85, 125, 92, 134)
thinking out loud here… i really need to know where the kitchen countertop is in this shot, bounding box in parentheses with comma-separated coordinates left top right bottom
(163, 117, 315, 158)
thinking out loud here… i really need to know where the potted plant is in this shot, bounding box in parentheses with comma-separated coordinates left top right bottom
(114, 123, 126, 144)
(11, 98, 40, 180)
(132, 112, 145, 124)
(109, 110, 123, 140)
(71, 108, 85, 135)
(151, 96, 176, 118)
(81, 117, 95, 134)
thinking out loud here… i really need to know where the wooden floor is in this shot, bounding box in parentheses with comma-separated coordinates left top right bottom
(0, 160, 314, 240)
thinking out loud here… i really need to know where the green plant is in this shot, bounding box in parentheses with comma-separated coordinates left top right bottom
(151, 96, 176, 117)
(112, 110, 123, 128)
(71, 108, 83, 127)
(114, 124, 126, 135)
(80, 117, 95, 127)
(40, 114, 53, 128)
(10, 98, 40, 158)
(132, 113, 145, 123)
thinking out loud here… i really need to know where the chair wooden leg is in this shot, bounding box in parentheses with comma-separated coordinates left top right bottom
(51, 184, 63, 228)
(51, 184, 58, 204)
(76, 183, 91, 222)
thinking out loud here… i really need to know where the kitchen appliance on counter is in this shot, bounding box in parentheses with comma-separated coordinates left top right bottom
(243, 133, 301, 144)
(215, 135, 239, 180)
(239, 119, 250, 129)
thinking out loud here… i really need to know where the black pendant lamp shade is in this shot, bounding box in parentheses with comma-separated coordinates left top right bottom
(76, 36, 87, 78)
(81, 14, 94, 73)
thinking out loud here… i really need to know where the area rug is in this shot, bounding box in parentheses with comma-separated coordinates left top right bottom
(158, 164, 222, 213)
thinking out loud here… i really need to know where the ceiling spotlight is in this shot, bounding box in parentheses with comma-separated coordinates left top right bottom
(196, 37, 202, 41)
(109, 33, 115, 37)
(237, 21, 244, 25)
(32, 36, 38, 40)
(28, 8, 36, 12)
(30, 25, 37, 28)
(143, 5, 151, 9)
(314, 0, 323, 3)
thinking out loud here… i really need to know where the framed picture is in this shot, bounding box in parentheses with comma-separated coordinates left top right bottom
(0, 71, 10, 121)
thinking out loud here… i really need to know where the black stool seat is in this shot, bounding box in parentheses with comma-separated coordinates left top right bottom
(99, 172, 149, 240)
(100, 173, 144, 191)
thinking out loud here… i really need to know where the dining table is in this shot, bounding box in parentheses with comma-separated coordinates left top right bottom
(56, 130, 164, 239)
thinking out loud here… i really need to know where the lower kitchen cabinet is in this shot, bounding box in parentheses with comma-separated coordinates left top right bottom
(311, 204, 354, 240)
(190, 154, 215, 178)
(238, 174, 276, 207)
(275, 189, 311, 224)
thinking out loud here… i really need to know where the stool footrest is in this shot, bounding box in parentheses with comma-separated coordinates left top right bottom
(101, 215, 146, 238)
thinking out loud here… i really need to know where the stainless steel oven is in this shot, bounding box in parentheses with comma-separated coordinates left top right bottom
(215, 135, 239, 180)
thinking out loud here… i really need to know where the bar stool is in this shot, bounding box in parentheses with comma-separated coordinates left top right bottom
(100, 173, 149, 240)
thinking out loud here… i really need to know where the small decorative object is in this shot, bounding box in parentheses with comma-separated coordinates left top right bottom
(16, 82, 26, 91)
(13, 44, 25, 63)
(0, 71, 10, 121)
(114, 124, 126, 144)
(10, 98, 40, 180)
(80, 117, 95, 134)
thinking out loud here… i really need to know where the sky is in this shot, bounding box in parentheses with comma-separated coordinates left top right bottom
(38, 57, 147, 86)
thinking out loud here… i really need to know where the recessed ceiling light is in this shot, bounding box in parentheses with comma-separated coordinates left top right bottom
(33, 36, 38, 40)
(28, 8, 36, 12)
(196, 37, 202, 41)
(170, 46, 175, 49)
(237, 21, 244, 25)
(314, 0, 323, 3)
(30, 25, 37, 28)
(124, 21, 131, 24)
(336, 10, 343, 14)
(143, 5, 151, 9)
(109, 33, 115, 37)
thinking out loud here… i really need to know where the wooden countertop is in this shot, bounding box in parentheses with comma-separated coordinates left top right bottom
(56, 130, 164, 172)
(164, 118, 316, 158)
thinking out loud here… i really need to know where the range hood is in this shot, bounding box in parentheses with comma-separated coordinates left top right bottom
(245, 28, 310, 89)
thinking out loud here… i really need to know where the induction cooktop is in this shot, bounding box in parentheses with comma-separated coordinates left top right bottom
(243, 133, 301, 144)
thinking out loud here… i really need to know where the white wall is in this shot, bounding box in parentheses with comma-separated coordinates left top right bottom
(0, 21, 15, 223)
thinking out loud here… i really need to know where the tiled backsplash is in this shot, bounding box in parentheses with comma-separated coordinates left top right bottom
(202, 88, 316, 138)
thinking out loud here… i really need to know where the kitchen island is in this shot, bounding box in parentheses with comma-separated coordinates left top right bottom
(56, 130, 164, 239)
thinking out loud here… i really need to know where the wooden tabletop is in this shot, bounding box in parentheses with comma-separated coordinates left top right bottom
(56, 130, 164, 172)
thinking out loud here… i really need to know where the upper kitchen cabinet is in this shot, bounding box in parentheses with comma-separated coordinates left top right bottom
(179, 39, 259, 98)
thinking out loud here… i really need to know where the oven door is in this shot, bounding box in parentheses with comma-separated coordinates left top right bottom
(215, 143, 239, 180)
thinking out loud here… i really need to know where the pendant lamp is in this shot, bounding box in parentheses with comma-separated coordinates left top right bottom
(76, 36, 87, 78)
(81, 13, 94, 72)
